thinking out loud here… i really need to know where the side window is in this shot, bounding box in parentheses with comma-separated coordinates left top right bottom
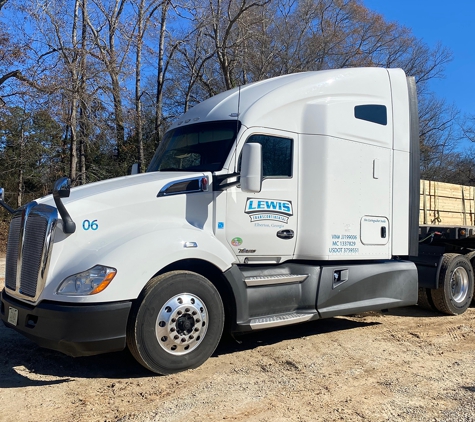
(354, 104, 387, 125)
(244, 134, 293, 177)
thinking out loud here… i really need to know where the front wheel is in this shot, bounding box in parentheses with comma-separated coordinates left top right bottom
(431, 253, 474, 315)
(127, 271, 224, 375)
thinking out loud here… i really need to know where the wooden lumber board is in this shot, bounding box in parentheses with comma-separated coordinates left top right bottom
(419, 180, 475, 226)
(421, 180, 473, 199)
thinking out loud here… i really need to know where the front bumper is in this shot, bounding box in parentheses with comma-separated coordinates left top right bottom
(0, 289, 132, 357)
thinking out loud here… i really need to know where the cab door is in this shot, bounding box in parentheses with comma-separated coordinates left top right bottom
(225, 129, 298, 263)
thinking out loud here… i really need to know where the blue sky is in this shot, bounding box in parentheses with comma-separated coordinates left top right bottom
(364, 0, 475, 120)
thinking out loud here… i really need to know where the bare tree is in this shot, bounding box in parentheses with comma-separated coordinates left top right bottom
(153, 0, 186, 144)
(18, 0, 85, 183)
(78, 0, 90, 184)
(132, 0, 149, 171)
(85, 0, 132, 165)
(462, 116, 475, 143)
(0, 25, 36, 105)
(186, 0, 271, 92)
(0, 0, 469, 198)
(153, 0, 170, 144)
(174, 25, 215, 112)
(419, 94, 462, 181)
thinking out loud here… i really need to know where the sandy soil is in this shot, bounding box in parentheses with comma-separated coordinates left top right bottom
(1, 256, 475, 422)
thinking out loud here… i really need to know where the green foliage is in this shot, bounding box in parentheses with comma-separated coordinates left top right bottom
(0, 107, 65, 205)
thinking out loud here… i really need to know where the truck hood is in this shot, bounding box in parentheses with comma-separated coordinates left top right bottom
(34, 170, 213, 266)
(37, 171, 207, 207)
(27, 170, 228, 304)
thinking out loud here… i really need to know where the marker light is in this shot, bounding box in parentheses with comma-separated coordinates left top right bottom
(57, 265, 117, 295)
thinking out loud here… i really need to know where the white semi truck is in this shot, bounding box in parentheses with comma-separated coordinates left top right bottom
(1, 68, 474, 375)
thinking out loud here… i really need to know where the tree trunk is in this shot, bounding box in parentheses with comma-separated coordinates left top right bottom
(78, 0, 88, 184)
(69, 98, 78, 183)
(16, 130, 24, 207)
(111, 72, 125, 160)
(135, 0, 145, 172)
(155, 1, 169, 145)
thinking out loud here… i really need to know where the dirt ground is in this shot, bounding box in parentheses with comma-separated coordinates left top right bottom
(1, 256, 475, 422)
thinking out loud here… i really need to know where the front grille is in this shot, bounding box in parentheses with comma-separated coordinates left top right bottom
(4, 203, 58, 302)
(20, 214, 50, 297)
(5, 215, 21, 291)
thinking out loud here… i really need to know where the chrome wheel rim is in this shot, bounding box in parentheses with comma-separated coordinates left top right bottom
(451, 267, 469, 303)
(156, 293, 208, 355)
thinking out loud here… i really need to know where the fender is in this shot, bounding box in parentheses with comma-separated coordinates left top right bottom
(39, 224, 236, 303)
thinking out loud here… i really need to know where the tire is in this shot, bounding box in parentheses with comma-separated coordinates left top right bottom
(465, 250, 475, 306)
(417, 287, 436, 311)
(431, 253, 474, 315)
(127, 271, 224, 375)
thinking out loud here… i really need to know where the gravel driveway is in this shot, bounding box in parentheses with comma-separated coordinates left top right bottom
(1, 256, 475, 421)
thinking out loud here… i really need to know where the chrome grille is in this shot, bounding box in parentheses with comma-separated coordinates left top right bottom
(5, 215, 21, 291)
(20, 215, 49, 297)
(4, 203, 58, 302)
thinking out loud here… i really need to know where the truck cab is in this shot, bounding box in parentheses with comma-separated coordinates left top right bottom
(1, 68, 470, 375)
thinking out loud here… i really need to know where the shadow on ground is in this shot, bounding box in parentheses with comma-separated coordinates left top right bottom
(385, 304, 475, 318)
(0, 315, 379, 387)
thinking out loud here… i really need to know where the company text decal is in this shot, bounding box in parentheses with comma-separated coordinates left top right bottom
(245, 198, 293, 223)
(329, 234, 359, 254)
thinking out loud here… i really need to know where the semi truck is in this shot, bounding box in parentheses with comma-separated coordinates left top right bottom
(1, 67, 474, 375)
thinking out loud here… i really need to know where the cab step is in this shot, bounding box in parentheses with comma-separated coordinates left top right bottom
(249, 312, 317, 329)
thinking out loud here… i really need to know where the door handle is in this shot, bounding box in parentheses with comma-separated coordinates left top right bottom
(277, 229, 294, 240)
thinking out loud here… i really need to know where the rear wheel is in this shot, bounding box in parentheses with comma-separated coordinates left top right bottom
(417, 287, 436, 311)
(431, 253, 474, 315)
(127, 271, 224, 375)
(465, 250, 475, 306)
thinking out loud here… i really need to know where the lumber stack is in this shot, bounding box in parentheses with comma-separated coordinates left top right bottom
(420, 180, 475, 226)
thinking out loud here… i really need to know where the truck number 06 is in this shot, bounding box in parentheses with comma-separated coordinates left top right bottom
(82, 219, 98, 231)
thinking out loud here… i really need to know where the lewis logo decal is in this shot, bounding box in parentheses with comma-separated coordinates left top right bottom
(244, 198, 293, 223)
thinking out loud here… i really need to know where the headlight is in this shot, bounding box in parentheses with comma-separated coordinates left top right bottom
(57, 265, 117, 295)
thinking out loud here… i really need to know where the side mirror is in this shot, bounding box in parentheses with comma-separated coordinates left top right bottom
(53, 177, 76, 234)
(0, 187, 15, 214)
(240, 143, 262, 193)
(53, 177, 71, 198)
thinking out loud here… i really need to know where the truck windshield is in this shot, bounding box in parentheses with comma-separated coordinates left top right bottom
(147, 120, 240, 173)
